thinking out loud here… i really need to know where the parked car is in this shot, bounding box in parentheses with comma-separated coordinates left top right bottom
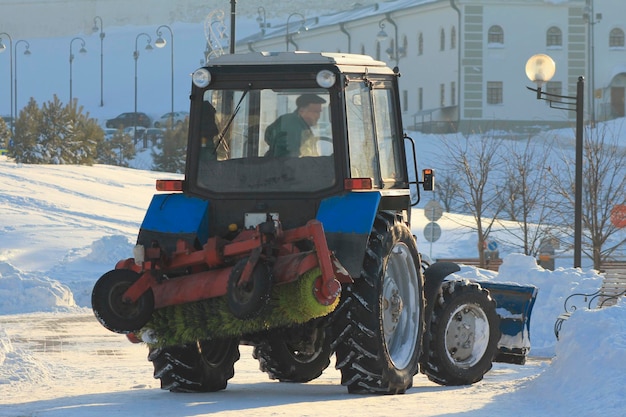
(145, 128, 164, 144)
(103, 128, 118, 141)
(105, 112, 151, 129)
(123, 126, 147, 139)
(153, 111, 189, 128)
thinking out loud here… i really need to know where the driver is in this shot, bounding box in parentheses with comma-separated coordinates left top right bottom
(264, 94, 326, 157)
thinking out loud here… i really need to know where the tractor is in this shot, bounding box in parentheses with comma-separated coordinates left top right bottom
(92, 52, 537, 394)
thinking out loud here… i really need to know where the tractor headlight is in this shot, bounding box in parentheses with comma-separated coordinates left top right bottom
(316, 70, 336, 88)
(192, 68, 212, 88)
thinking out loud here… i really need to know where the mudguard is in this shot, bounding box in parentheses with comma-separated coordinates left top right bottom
(477, 281, 538, 364)
(316, 192, 381, 278)
(137, 193, 210, 253)
(420, 262, 462, 358)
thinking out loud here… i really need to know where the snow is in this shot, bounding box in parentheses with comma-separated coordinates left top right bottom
(1, 155, 624, 416)
(1, 10, 626, 417)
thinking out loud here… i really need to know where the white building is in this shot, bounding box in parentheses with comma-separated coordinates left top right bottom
(235, 0, 626, 134)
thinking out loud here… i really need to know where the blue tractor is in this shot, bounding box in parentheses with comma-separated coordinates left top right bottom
(92, 52, 537, 394)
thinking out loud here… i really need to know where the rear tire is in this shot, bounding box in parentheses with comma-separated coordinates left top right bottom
(332, 213, 424, 394)
(420, 281, 500, 386)
(254, 320, 332, 382)
(149, 338, 240, 392)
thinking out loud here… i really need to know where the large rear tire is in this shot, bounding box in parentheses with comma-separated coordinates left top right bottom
(253, 320, 332, 382)
(420, 280, 500, 386)
(332, 213, 424, 394)
(149, 338, 240, 392)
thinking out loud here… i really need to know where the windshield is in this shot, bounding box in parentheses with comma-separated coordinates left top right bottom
(193, 88, 335, 194)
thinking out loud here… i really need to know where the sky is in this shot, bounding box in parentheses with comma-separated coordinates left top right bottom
(1, 8, 626, 417)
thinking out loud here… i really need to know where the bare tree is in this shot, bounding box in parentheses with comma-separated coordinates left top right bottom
(550, 123, 626, 268)
(498, 136, 556, 256)
(441, 133, 506, 267)
(434, 172, 462, 212)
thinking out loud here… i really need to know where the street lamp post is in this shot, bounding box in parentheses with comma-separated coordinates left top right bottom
(583, 1, 601, 127)
(377, 13, 399, 67)
(14, 40, 31, 121)
(229, 0, 236, 54)
(134, 32, 152, 144)
(257, 6, 269, 35)
(525, 54, 585, 268)
(155, 25, 174, 127)
(69, 37, 87, 103)
(92, 16, 105, 107)
(205, 9, 227, 61)
(285, 13, 307, 52)
(0, 33, 13, 131)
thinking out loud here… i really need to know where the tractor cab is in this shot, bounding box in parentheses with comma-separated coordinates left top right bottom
(182, 52, 424, 237)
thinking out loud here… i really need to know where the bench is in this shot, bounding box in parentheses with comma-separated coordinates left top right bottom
(554, 260, 626, 339)
(436, 258, 503, 272)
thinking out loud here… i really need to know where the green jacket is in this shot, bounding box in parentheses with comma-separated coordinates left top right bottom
(264, 111, 313, 157)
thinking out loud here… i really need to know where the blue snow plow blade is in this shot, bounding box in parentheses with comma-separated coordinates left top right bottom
(477, 281, 538, 365)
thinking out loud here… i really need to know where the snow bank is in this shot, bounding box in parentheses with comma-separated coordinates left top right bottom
(0, 262, 77, 314)
(46, 235, 135, 309)
(0, 327, 54, 386)
(520, 300, 626, 415)
(453, 253, 604, 356)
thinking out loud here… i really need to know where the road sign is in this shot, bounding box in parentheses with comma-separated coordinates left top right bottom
(423, 222, 441, 243)
(424, 200, 443, 222)
(610, 204, 626, 228)
(487, 240, 498, 251)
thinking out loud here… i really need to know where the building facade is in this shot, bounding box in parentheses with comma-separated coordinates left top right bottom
(236, 0, 626, 134)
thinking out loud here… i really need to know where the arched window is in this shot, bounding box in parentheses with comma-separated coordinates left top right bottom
(610, 28, 625, 47)
(418, 33, 424, 55)
(546, 26, 562, 47)
(488, 25, 504, 44)
(451, 26, 456, 49)
(440, 28, 445, 51)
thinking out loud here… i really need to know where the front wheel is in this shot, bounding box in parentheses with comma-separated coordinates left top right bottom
(332, 213, 424, 394)
(420, 280, 500, 386)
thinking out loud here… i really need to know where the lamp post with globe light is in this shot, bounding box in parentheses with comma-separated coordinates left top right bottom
(377, 14, 399, 67)
(133, 33, 152, 143)
(155, 25, 174, 127)
(525, 53, 584, 268)
(0, 33, 13, 131)
(285, 13, 307, 51)
(69, 37, 87, 103)
(92, 16, 105, 107)
(14, 40, 31, 120)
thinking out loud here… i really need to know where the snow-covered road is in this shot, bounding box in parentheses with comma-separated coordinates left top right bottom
(0, 311, 549, 417)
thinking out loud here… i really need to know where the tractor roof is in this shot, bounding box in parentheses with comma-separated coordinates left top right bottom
(204, 51, 395, 75)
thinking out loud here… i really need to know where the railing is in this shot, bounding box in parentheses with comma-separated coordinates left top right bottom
(554, 261, 626, 339)
(435, 258, 503, 272)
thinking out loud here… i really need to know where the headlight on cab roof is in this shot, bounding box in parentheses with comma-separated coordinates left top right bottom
(316, 70, 336, 88)
(192, 68, 212, 88)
